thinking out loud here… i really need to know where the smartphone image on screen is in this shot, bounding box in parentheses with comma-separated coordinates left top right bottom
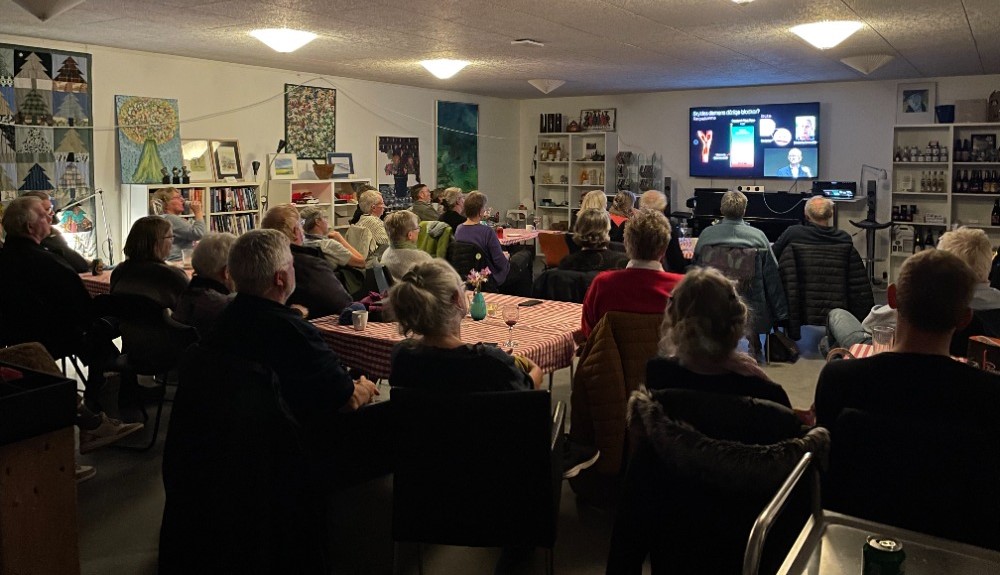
(729, 123, 755, 169)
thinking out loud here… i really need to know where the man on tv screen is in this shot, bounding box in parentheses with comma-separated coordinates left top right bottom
(776, 148, 813, 178)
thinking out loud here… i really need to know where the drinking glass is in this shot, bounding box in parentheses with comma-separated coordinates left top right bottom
(502, 304, 519, 348)
(872, 326, 895, 355)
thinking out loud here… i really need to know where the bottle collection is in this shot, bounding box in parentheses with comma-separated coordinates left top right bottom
(540, 141, 566, 162)
(894, 141, 948, 163)
(953, 169, 1000, 194)
(954, 138, 1000, 163)
(917, 171, 947, 192)
(911, 229, 938, 254)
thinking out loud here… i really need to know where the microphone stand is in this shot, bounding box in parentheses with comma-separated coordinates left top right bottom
(57, 189, 116, 266)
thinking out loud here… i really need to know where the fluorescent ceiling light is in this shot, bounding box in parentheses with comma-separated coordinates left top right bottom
(250, 28, 318, 53)
(420, 59, 470, 79)
(790, 21, 864, 49)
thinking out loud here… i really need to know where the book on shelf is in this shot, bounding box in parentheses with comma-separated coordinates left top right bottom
(210, 213, 258, 235)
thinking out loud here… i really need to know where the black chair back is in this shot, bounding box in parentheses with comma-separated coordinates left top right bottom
(532, 268, 599, 303)
(160, 344, 328, 574)
(446, 240, 498, 292)
(392, 387, 562, 549)
(95, 293, 198, 376)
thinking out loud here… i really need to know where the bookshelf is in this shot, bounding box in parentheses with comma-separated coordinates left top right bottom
(267, 178, 371, 231)
(120, 182, 263, 240)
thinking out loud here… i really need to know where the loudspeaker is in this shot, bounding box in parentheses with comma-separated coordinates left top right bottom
(663, 177, 671, 193)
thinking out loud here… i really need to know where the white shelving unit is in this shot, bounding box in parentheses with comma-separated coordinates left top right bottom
(267, 178, 371, 230)
(889, 121, 1000, 280)
(120, 181, 262, 239)
(535, 132, 618, 230)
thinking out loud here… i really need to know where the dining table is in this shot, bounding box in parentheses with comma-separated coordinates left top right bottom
(312, 292, 581, 381)
(79, 266, 194, 297)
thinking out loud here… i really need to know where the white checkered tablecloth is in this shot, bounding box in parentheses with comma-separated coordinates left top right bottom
(312, 293, 581, 380)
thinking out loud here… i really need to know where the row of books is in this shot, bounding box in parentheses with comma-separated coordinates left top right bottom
(209, 186, 259, 213)
(210, 213, 258, 235)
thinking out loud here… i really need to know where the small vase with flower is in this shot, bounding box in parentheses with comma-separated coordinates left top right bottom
(466, 266, 491, 321)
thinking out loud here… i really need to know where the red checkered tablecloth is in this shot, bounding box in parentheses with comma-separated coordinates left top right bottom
(80, 271, 113, 296)
(848, 343, 874, 358)
(498, 230, 539, 246)
(312, 293, 581, 380)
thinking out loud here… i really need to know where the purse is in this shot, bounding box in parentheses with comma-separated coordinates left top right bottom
(766, 329, 800, 363)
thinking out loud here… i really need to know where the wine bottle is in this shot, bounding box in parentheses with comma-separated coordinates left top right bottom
(920, 171, 928, 192)
(913, 231, 923, 253)
(924, 230, 935, 249)
(992, 199, 1000, 226)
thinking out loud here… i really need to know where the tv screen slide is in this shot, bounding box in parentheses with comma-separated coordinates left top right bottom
(690, 102, 820, 180)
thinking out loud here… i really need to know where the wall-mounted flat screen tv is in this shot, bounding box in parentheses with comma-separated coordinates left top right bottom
(690, 102, 820, 180)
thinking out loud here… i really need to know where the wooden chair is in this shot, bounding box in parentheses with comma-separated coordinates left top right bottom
(537, 232, 570, 269)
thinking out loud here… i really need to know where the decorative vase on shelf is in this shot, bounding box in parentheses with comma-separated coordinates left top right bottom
(470, 291, 487, 321)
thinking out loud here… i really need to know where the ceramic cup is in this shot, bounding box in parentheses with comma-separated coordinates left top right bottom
(352, 310, 369, 331)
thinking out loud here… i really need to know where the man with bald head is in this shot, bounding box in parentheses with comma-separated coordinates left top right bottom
(772, 195, 853, 261)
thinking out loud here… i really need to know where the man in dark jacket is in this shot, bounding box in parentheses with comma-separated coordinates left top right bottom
(772, 195, 852, 261)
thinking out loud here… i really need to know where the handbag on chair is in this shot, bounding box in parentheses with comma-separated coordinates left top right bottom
(767, 329, 800, 363)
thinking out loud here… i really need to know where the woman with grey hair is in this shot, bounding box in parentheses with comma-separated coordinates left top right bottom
(437, 187, 465, 233)
(608, 190, 636, 243)
(173, 232, 237, 333)
(558, 209, 628, 272)
(380, 210, 432, 279)
(388, 259, 542, 391)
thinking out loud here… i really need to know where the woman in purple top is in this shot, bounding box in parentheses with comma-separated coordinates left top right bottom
(453, 191, 533, 295)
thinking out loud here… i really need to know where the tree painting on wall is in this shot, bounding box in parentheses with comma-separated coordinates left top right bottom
(2, 43, 96, 259)
(436, 101, 478, 190)
(284, 84, 336, 160)
(115, 95, 182, 184)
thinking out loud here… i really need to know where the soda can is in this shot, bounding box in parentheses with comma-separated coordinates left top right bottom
(862, 535, 905, 575)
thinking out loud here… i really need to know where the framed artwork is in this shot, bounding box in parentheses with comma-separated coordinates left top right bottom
(377, 136, 420, 197)
(3, 44, 97, 259)
(115, 95, 182, 184)
(971, 134, 997, 156)
(181, 139, 214, 182)
(326, 152, 354, 178)
(896, 82, 936, 125)
(211, 139, 242, 180)
(284, 84, 336, 159)
(580, 108, 616, 132)
(268, 153, 297, 180)
(436, 101, 477, 190)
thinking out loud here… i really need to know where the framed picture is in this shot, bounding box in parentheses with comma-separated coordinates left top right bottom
(326, 152, 354, 178)
(580, 108, 616, 132)
(268, 153, 297, 180)
(896, 82, 936, 125)
(971, 134, 997, 158)
(378, 135, 421, 196)
(181, 139, 215, 182)
(211, 140, 242, 180)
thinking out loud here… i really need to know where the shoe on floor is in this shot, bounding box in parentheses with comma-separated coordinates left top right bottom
(562, 439, 600, 479)
(75, 464, 96, 484)
(79, 413, 144, 454)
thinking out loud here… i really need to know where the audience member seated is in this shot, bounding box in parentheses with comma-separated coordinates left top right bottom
(825, 227, 1000, 355)
(454, 191, 533, 296)
(558, 208, 628, 272)
(299, 206, 366, 296)
(111, 216, 190, 310)
(437, 187, 466, 233)
(638, 190, 687, 273)
(151, 187, 205, 262)
(22, 191, 97, 273)
(160, 230, 379, 573)
(261, 204, 352, 320)
(348, 184, 380, 225)
(581, 209, 683, 338)
(815, 249, 1000, 547)
(354, 189, 391, 258)
(694, 189, 777, 264)
(608, 190, 636, 243)
(388, 259, 542, 391)
(647, 266, 790, 407)
(380, 210, 432, 280)
(408, 183, 438, 222)
(173, 232, 236, 334)
(567, 190, 609, 253)
(0, 196, 120, 409)
(772, 195, 852, 261)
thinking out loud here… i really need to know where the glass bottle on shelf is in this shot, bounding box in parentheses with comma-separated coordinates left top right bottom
(913, 232, 923, 253)
(920, 171, 928, 192)
(992, 199, 1000, 226)
(924, 230, 935, 249)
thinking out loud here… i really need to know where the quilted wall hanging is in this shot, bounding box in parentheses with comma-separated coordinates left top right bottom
(0, 43, 96, 258)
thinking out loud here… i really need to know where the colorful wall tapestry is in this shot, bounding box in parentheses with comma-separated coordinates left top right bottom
(1, 43, 96, 258)
(436, 101, 478, 190)
(284, 84, 336, 159)
(376, 136, 420, 198)
(115, 95, 182, 184)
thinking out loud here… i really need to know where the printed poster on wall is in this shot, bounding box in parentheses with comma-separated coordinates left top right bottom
(1, 43, 96, 258)
(376, 135, 420, 199)
(436, 101, 478, 191)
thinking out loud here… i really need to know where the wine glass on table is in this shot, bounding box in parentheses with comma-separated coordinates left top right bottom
(502, 304, 519, 348)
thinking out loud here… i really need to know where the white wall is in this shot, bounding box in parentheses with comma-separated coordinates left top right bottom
(0, 33, 521, 258)
(519, 74, 1000, 278)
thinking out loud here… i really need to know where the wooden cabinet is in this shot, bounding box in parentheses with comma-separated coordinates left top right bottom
(266, 178, 371, 230)
(120, 182, 262, 237)
(889, 122, 1000, 280)
(535, 132, 618, 230)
